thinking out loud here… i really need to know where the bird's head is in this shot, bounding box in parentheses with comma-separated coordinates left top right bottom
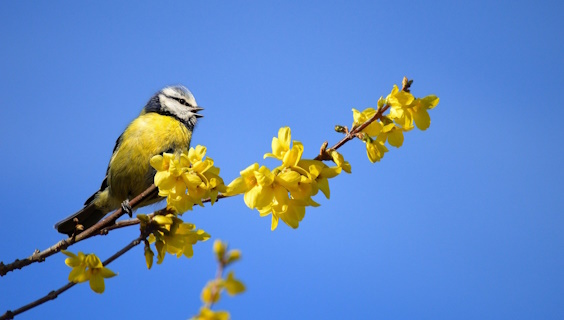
(143, 85, 203, 129)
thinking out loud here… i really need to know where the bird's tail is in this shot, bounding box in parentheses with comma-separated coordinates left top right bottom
(55, 199, 108, 237)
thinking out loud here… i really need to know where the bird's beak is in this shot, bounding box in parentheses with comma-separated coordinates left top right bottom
(192, 106, 204, 118)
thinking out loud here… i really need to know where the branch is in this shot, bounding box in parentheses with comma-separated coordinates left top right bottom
(0, 232, 148, 320)
(315, 104, 391, 161)
(0, 185, 158, 277)
(207, 253, 226, 310)
(92, 194, 230, 234)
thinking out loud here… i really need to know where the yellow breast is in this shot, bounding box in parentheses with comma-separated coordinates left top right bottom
(104, 113, 192, 208)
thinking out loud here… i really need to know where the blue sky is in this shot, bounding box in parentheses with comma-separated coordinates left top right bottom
(1, 1, 563, 319)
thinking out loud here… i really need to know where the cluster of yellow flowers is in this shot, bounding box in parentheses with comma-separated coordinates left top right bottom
(224, 127, 351, 230)
(192, 240, 245, 320)
(353, 83, 439, 163)
(139, 145, 221, 268)
(139, 213, 210, 269)
(62, 251, 116, 293)
(149, 145, 226, 214)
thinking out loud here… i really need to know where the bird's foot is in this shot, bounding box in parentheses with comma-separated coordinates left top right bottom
(121, 200, 133, 217)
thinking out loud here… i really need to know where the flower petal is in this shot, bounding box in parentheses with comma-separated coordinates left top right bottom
(100, 267, 117, 278)
(89, 274, 105, 294)
(414, 108, 431, 130)
(387, 128, 404, 147)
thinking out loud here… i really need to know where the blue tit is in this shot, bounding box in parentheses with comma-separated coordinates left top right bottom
(55, 85, 203, 236)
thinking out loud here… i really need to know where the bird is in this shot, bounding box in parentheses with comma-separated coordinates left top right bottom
(55, 85, 203, 236)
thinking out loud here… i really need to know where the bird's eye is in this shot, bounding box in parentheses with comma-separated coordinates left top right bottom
(179, 99, 186, 105)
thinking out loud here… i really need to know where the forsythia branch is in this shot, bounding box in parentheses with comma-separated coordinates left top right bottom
(316, 103, 391, 161)
(0, 185, 158, 277)
(0, 233, 149, 320)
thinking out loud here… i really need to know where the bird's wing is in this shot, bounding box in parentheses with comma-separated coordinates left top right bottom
(81, 132, 124, 206)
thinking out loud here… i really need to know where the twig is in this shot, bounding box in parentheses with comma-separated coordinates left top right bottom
(0, 185, 158, 277)
(93, 194, 230, 234)
(0, 233, 148, 320)
(314, 104, 391, 161)
(207, 250, 226, 310)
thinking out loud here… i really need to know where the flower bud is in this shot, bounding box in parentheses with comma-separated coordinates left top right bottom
(144, 246, 154, 270)
(225, 249, 241, 265)
(213, 239, 227, 261)
(334, 125, 346, 133)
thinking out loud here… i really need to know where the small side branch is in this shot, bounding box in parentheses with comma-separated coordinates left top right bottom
(0, 233, 148, 320)
(0, 185, 158, 277)
(315, 104, 391, 161)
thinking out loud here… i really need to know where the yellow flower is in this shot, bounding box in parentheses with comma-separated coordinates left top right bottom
(188, 145, 207, 164)
(224, 163, 258, 196)
(170, 223, 210, 258)
(264, 127, 292, 161)
(411, 94, 439, 130)
(213, 239, 227, 261)
(387, 84, 415, 108)
(230, 166, 305, 230)
(264, 127, 304, 167)
(63, 250, 88, 283)
(331, 150, 352, 173)
(191, 307, 230, 320)
(352, 108, 384, 137)
(225, 164, 275, 209)
(144, 245, 154, 270)
(225, 249, 241, 265)
(150, 153, 192, 212)
(365, 136, 389, 163)
(198, 266, 244, 319)
(224, 271, 246, 296)
(201, 279, 223, 304)
(258, 198, 307, 230)
(272, 168, 301, 192)
(387, 84, 439, 131)
(387, 85, 416, 130)
(150, 146, 226, 214)
(148, 215, 210, 264)
(201, 165, 227, 205)
(184, 146, 227, 205)
(297, 160, 341, 199)
(62, 251, 116, 294)
(381, 122, 405, 148)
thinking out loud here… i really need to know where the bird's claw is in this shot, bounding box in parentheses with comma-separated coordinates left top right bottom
(121, 200, 133, 217)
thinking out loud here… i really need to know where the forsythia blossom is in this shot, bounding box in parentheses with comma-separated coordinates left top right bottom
(140, 213, 210, 268)
(225, 127, 350, 230)
(150, 145, 226, 214)
(213, 239, 242, 266)
(352, 79, 439, 163)
(62, 251, 116, 294)
(387, 84, 439, 131)
(200, 272, 245, 305)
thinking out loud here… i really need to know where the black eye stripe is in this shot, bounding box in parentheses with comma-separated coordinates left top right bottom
(168, 95, 192, 107)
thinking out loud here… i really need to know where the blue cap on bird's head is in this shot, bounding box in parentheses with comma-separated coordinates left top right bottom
(143, 85, 204, 128)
